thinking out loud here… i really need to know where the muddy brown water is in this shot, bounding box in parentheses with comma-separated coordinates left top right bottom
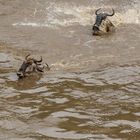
(0, 0, 140, 140)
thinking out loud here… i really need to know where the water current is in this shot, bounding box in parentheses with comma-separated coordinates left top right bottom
(0, 0, 140, 139)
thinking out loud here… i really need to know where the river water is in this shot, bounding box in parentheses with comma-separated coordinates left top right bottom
(0, 0, 140, 139)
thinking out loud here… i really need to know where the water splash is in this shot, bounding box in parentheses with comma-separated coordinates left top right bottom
(12, 1, 140, 28)
(12, 2, 115, 28)
(121, 8, 140, 24)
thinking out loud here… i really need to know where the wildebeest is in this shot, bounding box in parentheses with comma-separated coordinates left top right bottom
(17, 54, 50, 78)
(93, 8, 115, 35)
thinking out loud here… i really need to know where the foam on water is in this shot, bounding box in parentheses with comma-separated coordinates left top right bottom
(12, 2, 117, 28)
(119, 2, 140, 24)
(13, 22, 52, 28)
(12, 1, 140, 28)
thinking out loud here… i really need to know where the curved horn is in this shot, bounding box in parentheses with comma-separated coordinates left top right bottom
(25, 54, 31, 60)
(34, 56, 42, 63)
(107, 8, 115, 16)
(95, 8, 101, 15)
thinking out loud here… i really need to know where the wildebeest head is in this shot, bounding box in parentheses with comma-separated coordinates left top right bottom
(17, 54, 48, 78)
(93, 8, 115, 35)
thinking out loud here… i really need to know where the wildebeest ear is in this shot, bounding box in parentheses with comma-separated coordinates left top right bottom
(25, 54, 31, 60)
(45, 63, 50, 70)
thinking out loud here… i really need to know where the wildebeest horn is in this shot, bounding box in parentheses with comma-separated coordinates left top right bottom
(95, 8, 101, 15)
(107, 8, 115, 16)
(34, 56, 42, 63)
(25, 54, 31, 60)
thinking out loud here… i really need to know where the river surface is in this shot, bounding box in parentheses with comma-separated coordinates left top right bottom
(0, 0, 140, 140)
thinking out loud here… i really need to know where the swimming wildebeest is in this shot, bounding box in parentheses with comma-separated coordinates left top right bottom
(92, 8, 115, 35)
(17, 54, 50, 78)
